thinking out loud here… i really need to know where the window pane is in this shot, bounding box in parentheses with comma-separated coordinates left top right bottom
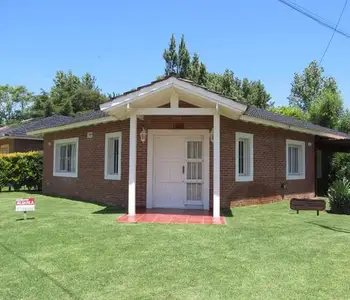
(107, 137, 119, 176)
(288, 145, 301, 175)
(238, 138, 250, 176)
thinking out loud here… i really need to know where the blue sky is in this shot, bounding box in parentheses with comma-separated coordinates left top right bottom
(1, 0, 350, 106)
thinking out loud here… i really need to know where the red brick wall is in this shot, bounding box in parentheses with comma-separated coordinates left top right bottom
(13, 139, 43, 152)
(0, 138, 43, 153)
(42, 116, 315, 208)
(0, 139, 14, 153)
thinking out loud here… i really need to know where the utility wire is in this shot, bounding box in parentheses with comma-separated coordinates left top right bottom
(319, 0, 348, 64)
(277, 0, 350, 39)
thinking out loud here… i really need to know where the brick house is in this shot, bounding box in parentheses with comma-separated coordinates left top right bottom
(0, 116, 72, 154)
(28, 77, 348, 218)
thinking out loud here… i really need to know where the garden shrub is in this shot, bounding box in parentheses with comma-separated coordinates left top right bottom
(328, 178, 350, 214)
(0, 151, 43, 191)
(329, 153, 350, 183)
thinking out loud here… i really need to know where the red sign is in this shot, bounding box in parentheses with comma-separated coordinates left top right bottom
(16, 198, 35, 206)
(16, 198, 35, 212)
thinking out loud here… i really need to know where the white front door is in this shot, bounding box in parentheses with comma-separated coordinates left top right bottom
(152, 133, 207, 209)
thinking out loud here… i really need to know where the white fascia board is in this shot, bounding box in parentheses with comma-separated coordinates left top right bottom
(172, 78, 247, 113)
(240, 115, 346, 139)
(100, 80, 173, 112)
(100, 77, 247, 115)
(27, 116, 117, 136)
(0, 136, 43, 141)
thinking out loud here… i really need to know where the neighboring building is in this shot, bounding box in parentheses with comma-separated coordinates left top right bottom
(27, 77, 349, 217)
(0, 116, 72, 154)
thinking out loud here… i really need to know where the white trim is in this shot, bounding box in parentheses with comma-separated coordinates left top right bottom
(146, 129, 210, 210)
(235, 132, 254, 182)
(100, 77, 247, 113)
(0, 136, 43, 141)
(213, 113, 220, 218)
(128, 114, 137, 216)
(27, 116, 116, 135)
(240, 115, 346, 139)
(134, 108, 215, 115)
(286, 139, 305, 180)
(53, 137, 79, 178)
(0, 144, 10, 154)
(104, 132, 122, 180)
(170, 92, 179, 108)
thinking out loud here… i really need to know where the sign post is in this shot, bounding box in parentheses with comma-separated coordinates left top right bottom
(15, 198, 35, 219)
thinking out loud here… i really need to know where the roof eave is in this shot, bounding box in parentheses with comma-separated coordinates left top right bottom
(0, 135, 43, 141)
(240, 115, 347, 139)
(27, 116, 117, 136)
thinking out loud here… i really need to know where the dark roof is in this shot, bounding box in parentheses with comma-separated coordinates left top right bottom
(0, 115, 72, 138)
(244, 106, 349, 138)
(22, 76, 349, 138)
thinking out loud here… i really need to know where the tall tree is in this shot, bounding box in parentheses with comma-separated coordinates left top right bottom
(309, 88, 343, 129)
(0, 85, 33, 125)
(161, 34, 272, 109)
(177, 34, 190, 78)
(163, 34, 178, 76)
(288, 60, 336, 112)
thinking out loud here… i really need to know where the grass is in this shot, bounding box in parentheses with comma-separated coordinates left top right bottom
(1, 193, 350, 300)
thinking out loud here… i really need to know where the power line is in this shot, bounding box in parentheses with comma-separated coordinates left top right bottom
(277, 0, 350, 39)
(319, 0, 348, 64)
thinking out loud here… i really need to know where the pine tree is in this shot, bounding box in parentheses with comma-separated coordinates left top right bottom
(44, 98, 54, 117)
(61, 99, 73, 116)
(177, 34, 190, 78)
(163, 34, 178, 76)
(190, 53, 200, 82)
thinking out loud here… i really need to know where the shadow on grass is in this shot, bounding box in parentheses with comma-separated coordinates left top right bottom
(307, 222, 350, 234)
(0, 242, 79, 299)
(16, 217, 35, 221)
(92, 206, 126, 214)
(222, 209, 233, 218)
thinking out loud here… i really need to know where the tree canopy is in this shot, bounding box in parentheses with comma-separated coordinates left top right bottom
(162, 34, 273, 109)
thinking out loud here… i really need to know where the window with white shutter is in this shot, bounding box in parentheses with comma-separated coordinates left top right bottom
(286, 139, 305, 180)
(235, 132, 253, 182)
(104, 132, 122, 180)
(53, 138, 79, 177)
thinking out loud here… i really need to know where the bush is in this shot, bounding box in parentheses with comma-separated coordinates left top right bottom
(328, 178, 350, 214)
(329, 153, 350, 183)
(0, 151, 43, 191)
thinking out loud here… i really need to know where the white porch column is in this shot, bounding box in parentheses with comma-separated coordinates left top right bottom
(213, 113, 220, 218)
(128, 113, 137, 216)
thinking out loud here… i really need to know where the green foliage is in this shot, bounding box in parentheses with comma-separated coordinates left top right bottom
(163, 34, 178, 76)
(270, 106, 307, 120)
(328, 178, 350, 214)
(289, 60, 338, 112)
(329, 153, 350, 183)
(161, 34, 273, 109)
(0, 151, 43, 191)
(336, 109, 350, 133)
(309, 88, 343, 128)
(0, 85, 33, 125)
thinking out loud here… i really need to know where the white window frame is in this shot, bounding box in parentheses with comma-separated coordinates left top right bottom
(235, 132, 254, 182)
(104, 132, 122, 180)
(53, 137, 79, 178)
(0, 144, 9, 154)
(286, 139, 305, 180)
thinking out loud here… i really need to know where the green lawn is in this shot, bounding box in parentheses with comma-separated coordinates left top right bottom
(1, 193, 350, 300)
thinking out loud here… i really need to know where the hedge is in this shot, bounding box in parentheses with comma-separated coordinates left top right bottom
(0, 151, 43, 191)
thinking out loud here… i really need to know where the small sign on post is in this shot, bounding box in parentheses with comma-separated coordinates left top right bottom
(16, 198, 35, 219)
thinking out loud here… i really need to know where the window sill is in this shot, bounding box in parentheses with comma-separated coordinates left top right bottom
(286, 174, 305, 180)
(104, 174, 121, 180)
(53, 172, 78, 178)
(236, 175, 253, 182)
